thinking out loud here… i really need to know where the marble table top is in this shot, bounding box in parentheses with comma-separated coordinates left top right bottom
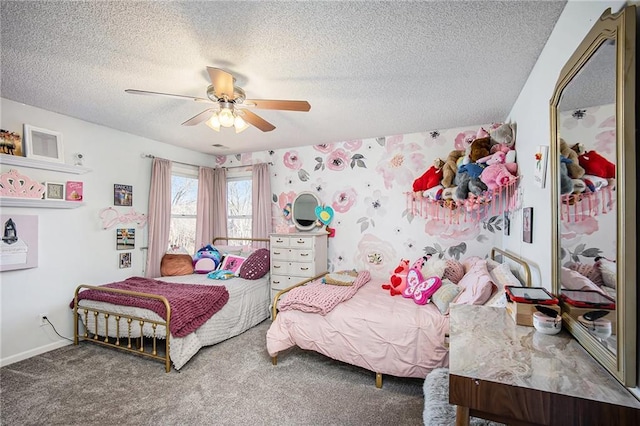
(449, 304, 640, 408)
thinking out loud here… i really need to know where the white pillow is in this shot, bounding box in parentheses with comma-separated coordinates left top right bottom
(597, 259, 616, 289)
(561, 267, 604, 293)
(490, 263, 522, 289)
(485, 258, 500, 272)
(422, 256, 446, 279)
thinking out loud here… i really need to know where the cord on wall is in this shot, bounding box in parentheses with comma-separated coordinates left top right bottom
(42, 316, 73, 342)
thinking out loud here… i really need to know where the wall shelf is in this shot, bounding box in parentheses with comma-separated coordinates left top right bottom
(0, 197, 84, 209)
(0, 154, 91, 174)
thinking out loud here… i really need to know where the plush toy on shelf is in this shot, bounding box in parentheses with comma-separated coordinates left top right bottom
(454, 163, 487, 199)
(578, 150, 615, 179)
(559, 156, 574, 195)
(381, 259, 410, 296)
(480, 163, 516, 191)
(489, 122, 516, 152)
(441, 150, 465, 188)
(412, 158, 445, 197)
(560, 138, 585, 179)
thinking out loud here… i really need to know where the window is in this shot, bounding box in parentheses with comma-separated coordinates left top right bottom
(169, 167, 198, 254)
(227, 172, 252, 239)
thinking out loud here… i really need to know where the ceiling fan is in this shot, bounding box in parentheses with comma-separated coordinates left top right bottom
(125, 67, 311, 133)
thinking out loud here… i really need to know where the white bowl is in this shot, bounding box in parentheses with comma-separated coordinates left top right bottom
(578, 315, 612, 340)
(533, 311, 562, 335)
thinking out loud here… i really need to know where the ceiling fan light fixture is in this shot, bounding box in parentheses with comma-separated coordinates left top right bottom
(234, 115, 250, 133)
(206, 112, 221, 131)
(218, 107, 235, 127)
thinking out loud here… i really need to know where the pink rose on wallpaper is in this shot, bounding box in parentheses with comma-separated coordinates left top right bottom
(599, 115, 615, 128)
(215, 155, 227, 166)
(454, 130, 476, 151)
(343, 140, 363, 151)
(283, 151, 302, 170)
(355, 234, 397, 280)
(278, 191, 296, 210)
(327, 148, 350, 171)
(364, 190, 388, 217)
(332, 187, 358, 213)
(374, 140, 425, 189)
(424, 219, 481, 241)
(314, 143, 335, 153)
(240, 152, 252, 164)
(561, 216, 599, 240)
(594, 130, 616, 155)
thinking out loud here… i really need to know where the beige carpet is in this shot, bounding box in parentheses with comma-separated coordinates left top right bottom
(1, 320, 425, 425)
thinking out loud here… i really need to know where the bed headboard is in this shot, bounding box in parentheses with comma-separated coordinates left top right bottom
(490, 247, 532, 287)
(212, 237, 270, 248)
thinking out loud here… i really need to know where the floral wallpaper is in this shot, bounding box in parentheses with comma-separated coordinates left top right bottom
(217, 123, 511, 280)
(558, 103, 616, 265)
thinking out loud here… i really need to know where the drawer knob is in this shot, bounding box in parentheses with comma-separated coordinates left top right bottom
(300, 253, 309, 257)
(301, 267, 309, 271)
(274, 251, 281, 255)
(274, 265, 281, 269)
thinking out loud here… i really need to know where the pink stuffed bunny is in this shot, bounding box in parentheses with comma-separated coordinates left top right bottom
(480, 164, 516, 190)
(476, 151, 505, 166)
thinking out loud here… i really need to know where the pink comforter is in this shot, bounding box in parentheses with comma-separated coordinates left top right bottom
(73, 276, 229, 337)
(267, 278, 449, 378)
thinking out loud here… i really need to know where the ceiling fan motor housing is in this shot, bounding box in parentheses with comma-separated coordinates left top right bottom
(206, 85, 245, 104)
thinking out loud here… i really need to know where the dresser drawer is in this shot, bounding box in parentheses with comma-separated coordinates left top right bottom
(290, 249, 313, 262)
(271, 275, 295, 291)
(271, 260, 289, 274)
(289, 262, 315, 277)
(290, 236, 313, 249)
(270, 236, 290, 248)
(271, 248, 290, 261)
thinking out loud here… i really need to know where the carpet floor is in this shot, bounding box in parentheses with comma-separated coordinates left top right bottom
(1, 320, 426, 425)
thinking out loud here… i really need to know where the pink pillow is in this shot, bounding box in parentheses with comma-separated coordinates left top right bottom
(461, 256, 483, 273)
(568, 262, 604, 286)
(443, 259, 465, 284)
(560, 267, 605, 293)
(454, 260, 494, 305)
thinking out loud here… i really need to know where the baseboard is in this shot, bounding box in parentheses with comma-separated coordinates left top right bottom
(1, 340, 72, 368)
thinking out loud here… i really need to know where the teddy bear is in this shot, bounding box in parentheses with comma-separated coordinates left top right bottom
(412, 158, 444, 195)
(381, 259, 410, 296)
(559, 138, 585, 179)
(455, 163, 487, 199)
(578, 150, 615, 179)
(441, 150, 465, 188)
(489, 122, 516, 150)
(480, 163, 516, 190)
(462, 136, 492, 165)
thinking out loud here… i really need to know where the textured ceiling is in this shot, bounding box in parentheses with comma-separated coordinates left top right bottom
(1, 1, 567, 155)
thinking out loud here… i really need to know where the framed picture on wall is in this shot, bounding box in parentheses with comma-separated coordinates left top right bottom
(0, 129, 24, 157)
(116, 228, 135, 250)
(114, 184, 133, 206)
(533, 145, 549, 188)
(24, 124, 64, 163)
(523, 207, 533, 243)
(119, 252, 132, 269)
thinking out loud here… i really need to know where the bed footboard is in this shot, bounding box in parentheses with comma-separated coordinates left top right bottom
(73, 285, 172, 372)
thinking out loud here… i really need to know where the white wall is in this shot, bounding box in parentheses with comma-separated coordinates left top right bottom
(505, 0, 626, 290)
(0, 98, 216, 365)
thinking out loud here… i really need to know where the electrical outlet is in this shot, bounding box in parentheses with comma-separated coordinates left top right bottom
(39, 313, 48, 327)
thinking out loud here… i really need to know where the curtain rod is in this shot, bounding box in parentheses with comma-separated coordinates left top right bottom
(141, 154, 272, 169)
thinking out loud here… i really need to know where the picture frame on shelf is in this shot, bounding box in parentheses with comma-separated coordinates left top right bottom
(65, 181, 83, 201)
(44, 182, 65, 200)
(119, 252, 132, 269)
(114, 184, 132, 206)
(24, 125, 64, 163)
(0, 129, 24, 157)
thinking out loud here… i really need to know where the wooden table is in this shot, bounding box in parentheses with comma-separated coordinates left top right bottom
(448, 304, 640, 426)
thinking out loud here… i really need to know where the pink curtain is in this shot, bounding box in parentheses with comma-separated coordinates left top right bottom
(145, 158, 172, 278)
(196, 167, 227, 248)
(251, 163, 272, 248)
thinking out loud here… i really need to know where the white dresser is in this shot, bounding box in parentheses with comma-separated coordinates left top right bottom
(269, 232, 328, 303)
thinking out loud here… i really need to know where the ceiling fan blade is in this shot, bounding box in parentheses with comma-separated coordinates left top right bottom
(206, 67, 235, 100)
(181, 109, 216, 126)
(125, 89, 210, 103)
(244, 99, 311, 112)
(240, 110, 276, 132)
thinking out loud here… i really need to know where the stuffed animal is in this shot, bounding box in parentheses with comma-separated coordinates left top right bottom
(402, 257, 428, 298)
(468, 137, 492, 164)
(559, 138, 585, 179)
(489, 122, 516, 149)
(441, 150, 465, 188)
(193, 244, 222, 274)
(480, 163, 516, 190)
(412, 158, 444, 194)
(455, 164, 487, 199)
(381, 259, 410, 296)
(476, 151, 505, 166)
(578, 150, 615, 179)
(559, 156, 574, 194)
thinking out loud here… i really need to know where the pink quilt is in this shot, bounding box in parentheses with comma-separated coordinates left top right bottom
(73, 276, 229, 337)
(278, 271, 371, 315)
(267, 277, 449, 379)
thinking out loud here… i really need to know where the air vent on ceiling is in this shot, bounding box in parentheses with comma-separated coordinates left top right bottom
(212, 144, 229, 149)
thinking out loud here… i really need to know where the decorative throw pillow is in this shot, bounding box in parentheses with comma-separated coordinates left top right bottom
(453, 259, 494, 305)
(160, 253, 194, 276)
(422, 256, 446, 279)
(443, 259, 465, 284)
(568, 262, 604, 287)
(490, 263, 522, 290)
(323, 273, 357, 286)
(596, 258, 616, 289)
(560, 267, 605, 293)
(431, 279, 461, 315)
(238, 248, 270, 280)
(461, 256, 483, 273)
(220, 254, 247, 275)
(485, 258, 500, 272)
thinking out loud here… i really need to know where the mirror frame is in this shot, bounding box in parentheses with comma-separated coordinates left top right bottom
(550, 6, 636, 386)
(291, 191, 320, 231)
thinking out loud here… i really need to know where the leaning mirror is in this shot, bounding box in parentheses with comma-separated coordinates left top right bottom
(291, 192, 320, 231)
(550, 6, 636, 386)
